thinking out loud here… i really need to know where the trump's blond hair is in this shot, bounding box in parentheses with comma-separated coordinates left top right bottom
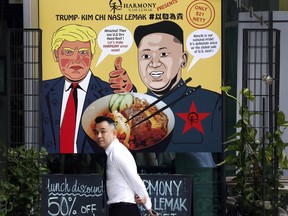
(51, 24, 97, 61)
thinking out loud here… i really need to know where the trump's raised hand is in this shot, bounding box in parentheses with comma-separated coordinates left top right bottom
(109, 57, 133, 93)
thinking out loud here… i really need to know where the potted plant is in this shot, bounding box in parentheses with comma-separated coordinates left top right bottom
(0, 144, 50, 216)
(220, 86, 288, 215)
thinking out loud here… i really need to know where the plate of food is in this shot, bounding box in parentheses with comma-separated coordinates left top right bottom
(81, 93, 175, 151)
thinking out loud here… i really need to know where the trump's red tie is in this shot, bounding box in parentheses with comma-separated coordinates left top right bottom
(60, 83, 78, 153)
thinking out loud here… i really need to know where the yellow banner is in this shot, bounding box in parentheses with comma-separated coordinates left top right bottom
(40, 0, 222, 93)
(40, 0, 222, 154)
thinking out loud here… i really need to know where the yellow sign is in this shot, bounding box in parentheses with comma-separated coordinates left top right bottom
(40, 0, 222, 154)
(40, 0, 222, 93)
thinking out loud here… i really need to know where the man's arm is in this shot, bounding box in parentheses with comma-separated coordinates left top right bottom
(134, 195, 158, 216)
(115, 150, 153, 210)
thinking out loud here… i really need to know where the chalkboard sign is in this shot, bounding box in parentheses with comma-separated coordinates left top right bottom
(42, 174, 105, 216)
(140, 174, 192, 216)
(42, 174, 192, 216)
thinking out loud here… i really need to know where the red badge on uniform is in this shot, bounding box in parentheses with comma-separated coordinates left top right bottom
(176, 101, 210, 134)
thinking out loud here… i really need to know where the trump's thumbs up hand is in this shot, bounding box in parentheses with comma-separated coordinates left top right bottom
(109, 57, 133, 93)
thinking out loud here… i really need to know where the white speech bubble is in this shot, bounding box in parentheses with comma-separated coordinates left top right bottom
(96, 25, 133, 67)
(186, 29, 220, 71)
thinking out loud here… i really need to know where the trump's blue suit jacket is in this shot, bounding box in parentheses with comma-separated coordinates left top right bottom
(42, 74, 114, 153)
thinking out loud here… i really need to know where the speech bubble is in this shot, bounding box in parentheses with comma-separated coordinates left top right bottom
(186, 29, 220, 71)
(96, 25, 133, 67)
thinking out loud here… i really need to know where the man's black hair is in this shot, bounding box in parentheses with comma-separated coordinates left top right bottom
(95, 116, 115, 125)
(134, 20, 183, 47)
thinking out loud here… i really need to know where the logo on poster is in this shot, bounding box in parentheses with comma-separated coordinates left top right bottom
(177, 101, 210, 134)
(109, 0, 156, 13)
(109, 0, 123, 13)
(188, 112, 199, 125)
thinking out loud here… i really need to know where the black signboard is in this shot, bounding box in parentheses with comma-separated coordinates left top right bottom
(42, 174, 192, 216)
(140, 174, 192, 216)
(42, 174, 105, 216)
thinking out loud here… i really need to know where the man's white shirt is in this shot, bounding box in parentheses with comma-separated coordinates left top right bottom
(105, 139, 152, 210)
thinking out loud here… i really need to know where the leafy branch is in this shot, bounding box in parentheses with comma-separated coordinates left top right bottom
(0, 145, 50, 216)
(220, 86, 288, 215)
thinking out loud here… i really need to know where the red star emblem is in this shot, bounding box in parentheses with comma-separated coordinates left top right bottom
(176, 101, 210, 134)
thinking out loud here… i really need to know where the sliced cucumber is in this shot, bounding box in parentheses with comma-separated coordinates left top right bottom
(109, 94, 120, 111)
(111, 94, 125, 112)
(119, 93, 134, 111)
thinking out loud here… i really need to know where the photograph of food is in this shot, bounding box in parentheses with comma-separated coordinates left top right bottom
(81, 93, 175, 151)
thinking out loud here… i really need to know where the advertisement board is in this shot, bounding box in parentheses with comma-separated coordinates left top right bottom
(39, 0, 222, 154)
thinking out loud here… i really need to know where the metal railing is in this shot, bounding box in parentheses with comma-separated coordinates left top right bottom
(7, 28, 42, 149)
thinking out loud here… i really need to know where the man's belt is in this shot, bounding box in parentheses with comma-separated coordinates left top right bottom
(109, 202, 136, 208)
